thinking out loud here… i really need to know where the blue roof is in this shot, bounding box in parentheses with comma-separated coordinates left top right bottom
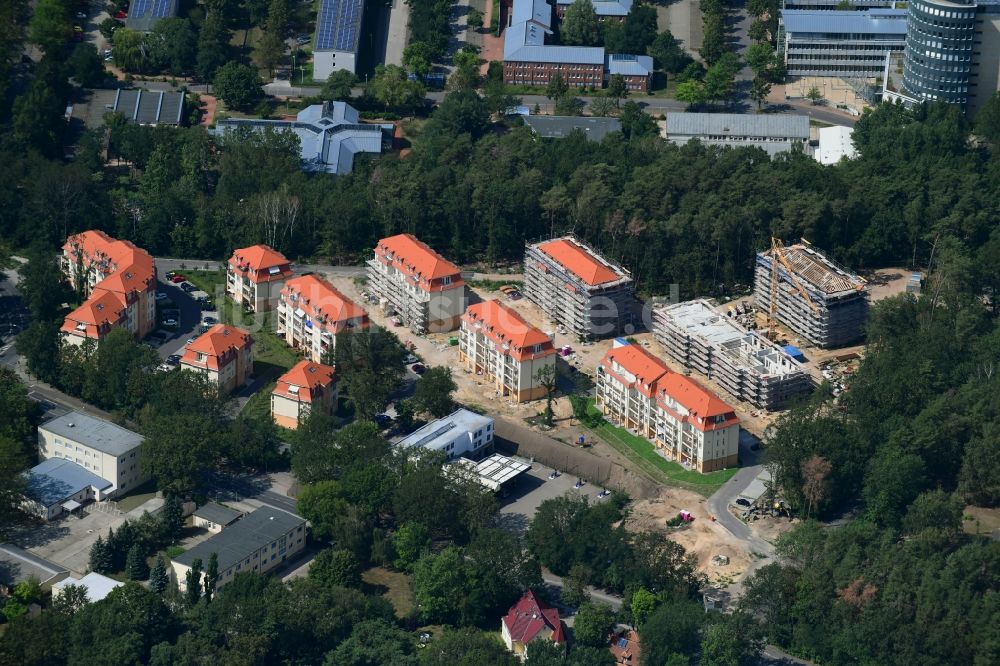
(782, 9, 908, 35)
(24, 459, 112, 508)
(505, 0, 607, 63)
(556, 0, 633, 15)
(126, 0, 178, 31)
(512, 0, 553, 25)
(315, 0, 364, 53)
(214, 102, 385, 175)
(607, 53, 654, 76)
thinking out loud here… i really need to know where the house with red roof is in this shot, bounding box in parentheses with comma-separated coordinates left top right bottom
(61, 231, 157, 345)
(501, 590, 566, 659)
(276, 274, 369, 362)
(367, 234, 466, 333)
(226, 244, 293, 312)
(524, 236, 635, 340)
(597, 339, 740, 472)
(271, 361, 337, 429)
(180, 324, 254, 394)
(459, 300, 556, 402)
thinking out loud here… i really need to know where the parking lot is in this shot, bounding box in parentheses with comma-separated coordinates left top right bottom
(499, 459, 612, 534)
(148, 267, 220, 363)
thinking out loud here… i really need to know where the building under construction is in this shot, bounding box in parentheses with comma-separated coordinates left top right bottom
(754, 240, 868, 348)
(523, 236, 636, 340)
(653, 300, 813, 411)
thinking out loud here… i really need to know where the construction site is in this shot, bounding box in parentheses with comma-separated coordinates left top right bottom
(652, 299, 814, 411)
(753, 239, 869, 349)
(523, 236, 637, 341)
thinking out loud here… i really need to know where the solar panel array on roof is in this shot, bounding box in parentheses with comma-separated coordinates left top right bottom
(315, 0, 364, 52)
(153, 0, 173, 17)
(126, 0, 177, 31)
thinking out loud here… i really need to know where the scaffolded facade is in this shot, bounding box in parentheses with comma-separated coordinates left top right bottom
(523, 236, 636, 340)
(754, 242, 868, 348)
(653, 300, 813, 411)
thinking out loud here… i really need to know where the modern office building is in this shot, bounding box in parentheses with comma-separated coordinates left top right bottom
(665, 113, 811, 157)
(312, 0, 364, 78)
(226, 244, 293, 313)
(902, 0, 978, 106)
(596, 339, 741, 472)
(523, 236, 635, 340)
(781, 0, 894, 8)
(653, 300, 813, 410)
(396, 409, 496, 461)
(38, 411, 148, 498)
(781, 9, 907, 78)
(213, 102, 389, 175)
(367, 233, 467, 333)
(60, 230, 156, 346)
(753, 240, 869, 348)
(276, 274, 369, 362)
(172, 507, 307, 592)
(459, 300, 556, 402)
(180, 324, 254, 393)
(271, 360, 338, 429)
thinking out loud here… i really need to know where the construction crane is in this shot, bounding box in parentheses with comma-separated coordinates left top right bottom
(767, 237, 819, 341)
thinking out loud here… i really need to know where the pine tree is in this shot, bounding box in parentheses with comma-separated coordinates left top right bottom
(185, 558, 202, 607)
(159, 495, 184, 543)
(204, 552, 219, 602)
(125, 543, 148, 581)
(88, 536, 112, 574)
(149, 555, 169, 593)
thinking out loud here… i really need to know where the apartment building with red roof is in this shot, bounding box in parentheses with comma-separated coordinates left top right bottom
(597, 339, 740, 472)
(524, 236, 635, 340)
(180, 324, 254, 394)
(276, 274, 370, 363)
(61, 231, 157, 345)
(459, 300, 556, 402)
(271, 361, 337, 429)
(501, 590, 566, 659)
(367, 234, 466, 333)
(226, 244, 294, 312)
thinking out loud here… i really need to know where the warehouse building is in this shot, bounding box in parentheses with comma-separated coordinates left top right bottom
(652, 300, 813, 411)
(312, 0, 363, 79)
(665, 113, 811, 157)
(753, 240, 869, 348)
(524, 236, 635, 340)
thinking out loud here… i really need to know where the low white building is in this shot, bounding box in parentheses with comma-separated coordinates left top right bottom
(396, 409, 495, 461)
(312, 0, 363, 79)
(814, 125, 858, 165)
(38, 411, 147, 498)
(665, 112, 811, 157)
(192, 502, 243, 533)
(52, 572, 123, 603)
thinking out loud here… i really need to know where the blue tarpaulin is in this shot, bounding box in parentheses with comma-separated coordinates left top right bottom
(783, 345, 805, 362)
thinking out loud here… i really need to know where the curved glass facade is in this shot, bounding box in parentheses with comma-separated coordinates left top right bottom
(902, 0, 977, 105)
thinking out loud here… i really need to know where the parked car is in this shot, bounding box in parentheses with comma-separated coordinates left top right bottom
(296, 35, 311, 45)
(202, 316, 217, 325)
(158, 363, 174, 373)
(374, 414, 393, 429)
(180, 282, 195, 293)
(410, 363, 426, 375)
(76, 11, 87, 19)
(170, 274, 187, 283)
(155, 292, 168, 301)
(185, 338, 196, 346)
(162, 319, 178, 328)
(114, 10, 127, 19)
(735, 498, 752, 508)
(403, 353, 418, 364)
(166, 354, 181, 365)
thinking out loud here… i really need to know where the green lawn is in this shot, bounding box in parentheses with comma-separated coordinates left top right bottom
(243, 380, 276, 423)
(362, 567, 414, 618)
(583, 404, 739, 497)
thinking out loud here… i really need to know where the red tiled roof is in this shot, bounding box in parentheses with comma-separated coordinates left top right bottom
(61, 289, 127, 338)
(62, 231, 156, 340)
(228, 244, 293, 283)
(462, 300, 554, 362)
(273, 360, 336, 402)
(502, 590, 566, 646)
(374, 234, 464, 292)
(282, 275, 369, 330)
(537, 238, 622, 286)
(600, 343, 669, 397)
(657, 373, 738, 432)
(182, 324, 252, 371)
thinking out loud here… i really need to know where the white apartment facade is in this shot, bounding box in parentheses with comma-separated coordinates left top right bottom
(597, 340, 740, 473)
(37, 411, 148, 497)
(459, 300, 556, 403)
(276, 274, 369, 363)
(367, 234, 467, 333)
(226, 244, 294, 313)
(396, 409, 495, 461)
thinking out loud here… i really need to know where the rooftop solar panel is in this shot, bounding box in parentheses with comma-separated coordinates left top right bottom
(153, 0, 172, 17)
(315, 0, 364, 53)
(132, 0, 151, 17)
